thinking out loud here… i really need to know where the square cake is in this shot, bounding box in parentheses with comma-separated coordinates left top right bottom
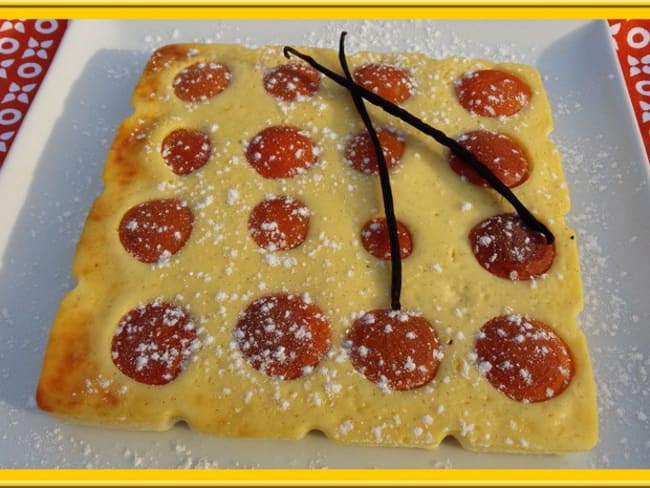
(36, 41, 598, 453)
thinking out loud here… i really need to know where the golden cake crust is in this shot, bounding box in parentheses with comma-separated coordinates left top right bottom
(36, 42, 598, 452)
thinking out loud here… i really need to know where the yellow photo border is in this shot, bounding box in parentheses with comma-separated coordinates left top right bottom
(1, 468, 650, 486)
(0, 1, 649, 19)
(1, 3, 649, 486)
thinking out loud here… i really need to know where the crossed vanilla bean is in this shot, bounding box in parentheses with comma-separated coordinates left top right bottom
(283, 44, 555, 245)
(337, 32, 403, 311)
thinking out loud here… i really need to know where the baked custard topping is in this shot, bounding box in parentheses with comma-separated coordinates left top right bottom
(36, 38, 598, 453)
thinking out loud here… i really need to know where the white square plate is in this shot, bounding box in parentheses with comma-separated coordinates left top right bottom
(0, 19, 649, 469)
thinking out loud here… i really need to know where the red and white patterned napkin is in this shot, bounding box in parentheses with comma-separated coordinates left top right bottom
(608, 19, 650, 163)
(0, 19, 67, 169)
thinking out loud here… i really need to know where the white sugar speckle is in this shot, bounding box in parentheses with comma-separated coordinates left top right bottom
(226, 189, 240, 206)
(339, 420, 354, 435)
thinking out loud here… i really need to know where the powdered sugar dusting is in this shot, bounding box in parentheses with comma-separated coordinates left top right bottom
(557, 129, 650, 467)
(1, 19, 648, 469)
